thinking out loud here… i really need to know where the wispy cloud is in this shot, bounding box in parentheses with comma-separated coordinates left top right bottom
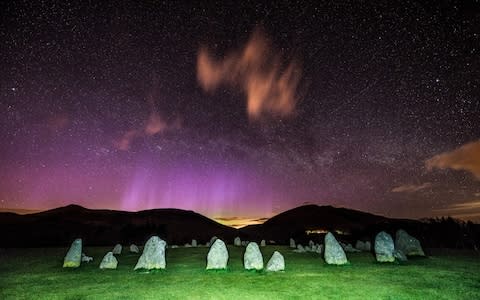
(113, 86, 181, 151)
(197, 27, 302, 120)
(391, 182, 432, 193)
(426, 140, 480, 180)
(433, 200, 480, 221)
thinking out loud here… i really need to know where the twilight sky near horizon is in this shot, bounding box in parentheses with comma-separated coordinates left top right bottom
(1, 1, 479, 225)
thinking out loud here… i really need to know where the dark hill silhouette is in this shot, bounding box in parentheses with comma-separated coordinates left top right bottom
(0, 204, 478, 249)
(0, 205, 237, 247)
(239, 205, 393, 243)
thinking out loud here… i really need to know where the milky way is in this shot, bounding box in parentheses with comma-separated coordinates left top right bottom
(1, 1, 479, 223)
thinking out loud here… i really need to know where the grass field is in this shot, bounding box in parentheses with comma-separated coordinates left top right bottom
(0, 245, 479, 299)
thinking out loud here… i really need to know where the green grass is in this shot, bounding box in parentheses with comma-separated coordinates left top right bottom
(0, 246, 479, 299)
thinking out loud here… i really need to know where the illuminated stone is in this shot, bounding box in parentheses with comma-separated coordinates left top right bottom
(324, 232, 348, 265)
(100, 252, 118, 269)
(112, 244, 122, 255)
(244, 242, 263, 270)
(63, 238, 82, 268)
(134, 236, 166, 270)
(206, 239, 229, 269)
(234, 236, 241, 246)
(129, 244, 139, 253)
(266, 251, 285, 272)
(81, 253, 93, 262)
(375, 231, 395, 262)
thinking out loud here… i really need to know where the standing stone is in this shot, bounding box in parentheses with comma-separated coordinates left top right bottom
(130, 244, 139, 253)
(134, 236, 167, 270)
(355, 240, 371, 252)
(112, 244, 122, 255)
(244, 242, 263, 270)
(294, 244, 306, 253)
(289, 238, 296, 248)
(206, 239, 229, 270)
(192, 239, 197, 247)
(234, 237, 241, 246)
(266, 251, 285, 272)
(324, 232, 348, 265)
(375, 231, 395, 262)
(393, 249, 408, 262)
(260, 240, 266, 247)
(99, 252, 118, 269)
(343, 243, 360, 253)
(309, 240, 315, 248)
(63, 238, 82, 268)
(395, 229, 425, 256)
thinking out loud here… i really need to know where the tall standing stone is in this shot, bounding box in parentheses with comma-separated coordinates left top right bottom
(244, 242, 263, 270)
(112, 244, 122, 255)
(395, 229, 425, 256)
(99, 252, 118, 269)
(375, 231, 395, 262)
(134, 236, 167, 270)
(266, 251, 285, 272)
(206, 239, 229, 270)
(324, 232, 348, 265)
(63, 238, 82, 268)
(234, 237, 241, 246)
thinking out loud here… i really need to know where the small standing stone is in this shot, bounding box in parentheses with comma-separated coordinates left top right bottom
(234, 237, 241, 246)
(134, 236, 167, 270)
(355, 240, 371, 252)
(100, 252, 118, 269)
(260, 240, 266, 247)
(112, 244, 122, 255)
(130, 244, 139, 253)
(294, 244, 306, 253)
(375, 231, 395, 262)
(289, 238, 296, 248)
(191, 239, 197, 247)
(206, 239, 229, 270)
(324, 232, 348, 265)
(266, 251, 285, 272)
(244, 242, 263, 270)
(63, 238, 82, 268)
(81, 253, 93, 262)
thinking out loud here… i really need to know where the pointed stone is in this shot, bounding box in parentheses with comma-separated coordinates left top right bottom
(63, 238, 82, 268)
(266, 251, 285, 272)
(100, 252, 118, 269)
(324, 232, 348, 265)
(134, 236, 166, 270)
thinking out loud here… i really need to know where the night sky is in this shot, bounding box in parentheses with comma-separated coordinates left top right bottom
(1, 1, 479, 226)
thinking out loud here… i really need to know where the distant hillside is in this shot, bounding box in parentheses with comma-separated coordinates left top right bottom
(239, 205, 387, 242)
(0, 204, 478, 249)
(0, 204, 237, 247)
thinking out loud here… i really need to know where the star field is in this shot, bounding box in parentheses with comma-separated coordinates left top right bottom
(1, 1, 479, 223)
